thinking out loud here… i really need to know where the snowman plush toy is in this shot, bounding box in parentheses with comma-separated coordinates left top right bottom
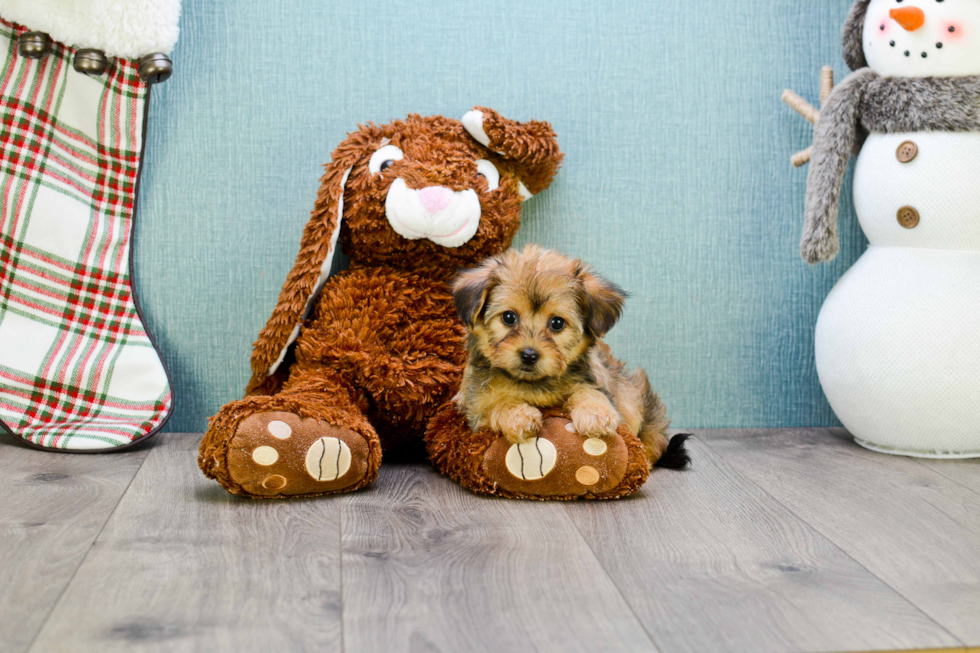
(797, 0, 980, 457)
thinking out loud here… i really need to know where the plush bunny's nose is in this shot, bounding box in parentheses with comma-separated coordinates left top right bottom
(890, 6, 926, 32)
(419, 186, 454, 214)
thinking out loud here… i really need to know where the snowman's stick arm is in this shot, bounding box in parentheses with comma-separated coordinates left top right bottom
(820, 66, 835, 105)
(782, 90, 819, 124)
(791, 146, 813, 168)
(781, 91, 819, 166)
(783, 66, 837, 167)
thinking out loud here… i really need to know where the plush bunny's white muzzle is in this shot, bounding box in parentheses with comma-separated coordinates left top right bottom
(385, 178, 481, 248)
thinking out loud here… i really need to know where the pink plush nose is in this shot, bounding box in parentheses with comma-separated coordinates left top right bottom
(419, 186, 453, 213)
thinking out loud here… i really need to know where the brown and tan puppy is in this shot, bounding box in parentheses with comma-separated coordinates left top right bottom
(453, 245, 689, 468)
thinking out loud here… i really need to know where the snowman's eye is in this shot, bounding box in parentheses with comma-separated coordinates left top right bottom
(368, 144, 404, 174)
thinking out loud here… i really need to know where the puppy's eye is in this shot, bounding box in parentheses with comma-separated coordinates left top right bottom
(368, 144, 404, 174)
(549, 317, 566, 332)
(475, 159, 500, 191)
(501, 311, 518, 326)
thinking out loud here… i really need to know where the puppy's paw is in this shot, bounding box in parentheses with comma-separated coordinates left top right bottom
(496, 404, 543, 444)
(570, 403, 621, 438)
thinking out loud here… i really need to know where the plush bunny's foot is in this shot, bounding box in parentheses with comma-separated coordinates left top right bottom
(222, 412, 372, 498)
(426, 405, 650, 500)
(200, 401, 381, 499)
(483, 410, 634, 498)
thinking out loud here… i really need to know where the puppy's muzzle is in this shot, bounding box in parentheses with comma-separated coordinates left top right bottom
(385, 178, 481, 248)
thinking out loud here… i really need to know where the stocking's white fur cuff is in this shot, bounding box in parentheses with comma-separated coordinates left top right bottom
(0, 0, 180, 58)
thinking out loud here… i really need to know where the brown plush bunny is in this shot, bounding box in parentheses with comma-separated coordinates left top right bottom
(198, 108, 566, 498)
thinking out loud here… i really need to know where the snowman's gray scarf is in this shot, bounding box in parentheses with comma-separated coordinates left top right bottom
(801, 69, 980, 263)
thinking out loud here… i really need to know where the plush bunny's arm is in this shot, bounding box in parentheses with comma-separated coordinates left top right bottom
(801, 68, 876, 264)
(461, 107, 563, 197)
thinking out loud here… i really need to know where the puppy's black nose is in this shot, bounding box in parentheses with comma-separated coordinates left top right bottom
(520, 348, 540, 365)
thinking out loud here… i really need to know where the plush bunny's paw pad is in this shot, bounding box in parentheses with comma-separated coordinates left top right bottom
(483, 410, 630, 498)
(461, 109, 490, 147)
(227, 411, 371, 497)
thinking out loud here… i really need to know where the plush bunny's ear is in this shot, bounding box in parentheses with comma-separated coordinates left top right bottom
(460, 106, 563, 201)
(245, 139, 364, 393)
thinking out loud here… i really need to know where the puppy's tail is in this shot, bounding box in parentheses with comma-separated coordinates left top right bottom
(654, 433, 692, 470)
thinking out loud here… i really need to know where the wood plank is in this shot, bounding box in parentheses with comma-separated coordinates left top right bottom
(823, 429, 980, 498)
(340, 464, 657, 653)
(916, 458, 980, 497)
(564, 437, 961, 653)
(845, 648, 974, 653)
(0, 432, 151, 653)
(30, 434, 343, 653)
(702, 428, 980, 646)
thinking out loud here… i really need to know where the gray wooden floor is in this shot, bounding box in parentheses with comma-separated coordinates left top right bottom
(2, 429, 979, 653)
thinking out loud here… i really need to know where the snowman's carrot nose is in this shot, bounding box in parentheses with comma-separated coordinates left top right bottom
(889, 6, 926, 31)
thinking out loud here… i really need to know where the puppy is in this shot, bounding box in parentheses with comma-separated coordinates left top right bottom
(452, 244, 689, 469)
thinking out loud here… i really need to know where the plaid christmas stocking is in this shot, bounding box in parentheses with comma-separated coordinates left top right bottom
(0, 9, 178, 451)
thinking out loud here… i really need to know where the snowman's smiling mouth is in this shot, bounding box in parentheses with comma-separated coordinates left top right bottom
(887, 37, 946, 59)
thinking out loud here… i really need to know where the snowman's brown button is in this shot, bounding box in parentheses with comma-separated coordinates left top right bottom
(896, 141, 918, 163)
(897, 206, 920, 229)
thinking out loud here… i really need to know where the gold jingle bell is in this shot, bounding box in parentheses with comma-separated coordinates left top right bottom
(17, 32, 51, 59)
(138, 53, 173, 84)
(74, 49, 109, 76)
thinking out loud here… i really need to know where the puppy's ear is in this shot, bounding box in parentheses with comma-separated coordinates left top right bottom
(579, 269, 627, 338)
(453, 264, 497, 327)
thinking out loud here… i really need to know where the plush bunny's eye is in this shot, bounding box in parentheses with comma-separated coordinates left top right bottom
(475, 159, 500, 191)
(369, 144, 404, 174)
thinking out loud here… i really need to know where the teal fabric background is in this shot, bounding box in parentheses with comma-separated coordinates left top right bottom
(138, 0, 866, 432)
